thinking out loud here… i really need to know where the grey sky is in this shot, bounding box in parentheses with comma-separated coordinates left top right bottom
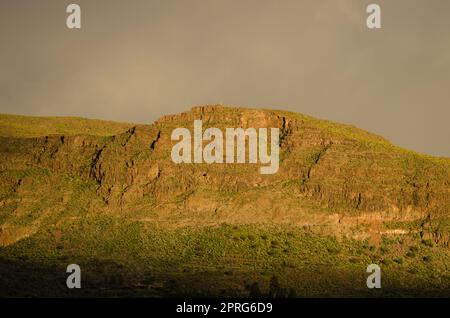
(0, 0, 449, 157)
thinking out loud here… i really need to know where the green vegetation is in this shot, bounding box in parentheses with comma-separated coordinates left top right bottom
(0, 106, 449, 297)
(1, 215, 449, 297)
(0, 113, 133, 137)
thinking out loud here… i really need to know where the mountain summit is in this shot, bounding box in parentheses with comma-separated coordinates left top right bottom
(0, 106, 449, 297)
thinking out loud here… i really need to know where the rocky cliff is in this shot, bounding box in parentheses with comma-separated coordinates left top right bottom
(0, 106, 449, 297)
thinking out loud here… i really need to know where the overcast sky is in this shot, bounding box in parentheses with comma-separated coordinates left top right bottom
(0, 0, 449, 157)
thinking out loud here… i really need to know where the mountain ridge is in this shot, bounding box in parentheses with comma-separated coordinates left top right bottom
(0, 105, 449, 297)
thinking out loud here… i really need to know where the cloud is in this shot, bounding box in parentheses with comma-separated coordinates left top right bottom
(0, 0, 449, 157)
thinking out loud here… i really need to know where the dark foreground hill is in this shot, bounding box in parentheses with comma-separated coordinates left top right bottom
(0, 106, 449, 297)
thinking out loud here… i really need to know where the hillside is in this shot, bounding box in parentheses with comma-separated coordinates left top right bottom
(0, 113, 134, 138)
(0, 105, 449, 297)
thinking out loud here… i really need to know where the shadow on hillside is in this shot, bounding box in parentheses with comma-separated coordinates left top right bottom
(1, 257, 449, 298)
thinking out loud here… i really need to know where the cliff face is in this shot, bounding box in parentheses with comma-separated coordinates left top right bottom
(1, 106, 449, 246)
(1, 106, 450, 297)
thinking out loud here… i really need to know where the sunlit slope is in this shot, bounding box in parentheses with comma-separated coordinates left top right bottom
(0, 105, 449, 297)
(0, 113, 134, 137)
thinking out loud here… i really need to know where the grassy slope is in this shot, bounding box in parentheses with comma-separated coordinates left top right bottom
(0, 113, 134, 137)
(273, 108, 450, 165)
(0, 109, 449, 297)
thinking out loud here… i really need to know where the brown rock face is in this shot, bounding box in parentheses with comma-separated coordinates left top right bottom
(1, 105, 449, 244)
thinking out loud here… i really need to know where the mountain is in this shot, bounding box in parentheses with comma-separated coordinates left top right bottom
(0, 106, 449, 297)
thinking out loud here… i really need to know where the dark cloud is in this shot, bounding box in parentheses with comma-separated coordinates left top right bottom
(0, 0, 449, 156)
